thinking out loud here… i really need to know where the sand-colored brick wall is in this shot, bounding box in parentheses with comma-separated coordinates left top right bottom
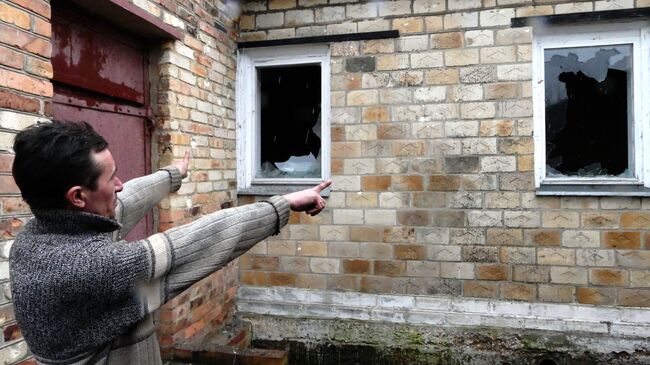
(148, 0, 240, 357)
(238, 0, 650, 309)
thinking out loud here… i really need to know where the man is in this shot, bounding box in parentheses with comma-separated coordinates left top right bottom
(9, 121, 331, 365)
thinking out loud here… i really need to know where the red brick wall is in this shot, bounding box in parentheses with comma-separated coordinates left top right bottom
(0, 0, 240, 362)
(158, 262, 239, 358)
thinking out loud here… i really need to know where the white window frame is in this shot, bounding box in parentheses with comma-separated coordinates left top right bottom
(236, 44, 331, 194)
(532, 22, 650, 192)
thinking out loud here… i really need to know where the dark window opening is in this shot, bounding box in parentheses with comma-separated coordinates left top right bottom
(258, 65, 322, 178)
(544, 44, 632, 177)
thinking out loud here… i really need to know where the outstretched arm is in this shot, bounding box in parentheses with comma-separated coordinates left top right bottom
(134, 180, 331, 308)
(114, 152, 190, 237)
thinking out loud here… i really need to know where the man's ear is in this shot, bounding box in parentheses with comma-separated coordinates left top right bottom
(65, 186, 86, 209)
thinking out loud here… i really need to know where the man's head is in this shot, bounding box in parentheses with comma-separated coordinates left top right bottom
(12, 121, 123, 218)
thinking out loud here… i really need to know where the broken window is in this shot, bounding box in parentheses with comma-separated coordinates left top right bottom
(236, 45, 330, 194)
(533, 23, 650, 193)
(258, 65, 321, 179)
(544, 45, 632, 177)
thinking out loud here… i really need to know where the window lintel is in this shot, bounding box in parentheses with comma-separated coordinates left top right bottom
(512, 7, 650, 28)
(238, 30, 399, 50)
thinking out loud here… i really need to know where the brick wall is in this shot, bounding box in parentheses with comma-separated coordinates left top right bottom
(0, 0, 239, 362)
(238, 0, 650, 309)
(148, 0, 240, 357)
(0, 0, 51, 362)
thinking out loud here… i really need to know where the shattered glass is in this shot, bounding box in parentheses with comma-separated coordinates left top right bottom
(544, 44, 633, 178)
(257, 65, 322, 179)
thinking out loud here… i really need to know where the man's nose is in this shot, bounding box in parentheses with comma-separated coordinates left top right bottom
(115, 177, 124, 192)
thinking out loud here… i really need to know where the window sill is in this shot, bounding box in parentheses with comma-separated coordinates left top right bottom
(536, 184, 650, 197)
(238, 184, 331, 197)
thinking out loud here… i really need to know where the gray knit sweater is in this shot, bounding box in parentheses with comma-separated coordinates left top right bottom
(9, 167, 290, 365)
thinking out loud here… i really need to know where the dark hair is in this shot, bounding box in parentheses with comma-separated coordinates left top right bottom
(12, 121, 108, 210)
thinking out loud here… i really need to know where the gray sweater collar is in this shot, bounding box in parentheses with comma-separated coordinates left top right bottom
(31, 209, 121, 234)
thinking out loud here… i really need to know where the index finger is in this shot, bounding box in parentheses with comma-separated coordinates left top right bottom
(312, 179, 332, 193)
(184, 150, 190, 162)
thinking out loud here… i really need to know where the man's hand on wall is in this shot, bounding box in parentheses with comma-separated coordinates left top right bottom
(174, 151, 190, 179)
(283, 180, 332, 216)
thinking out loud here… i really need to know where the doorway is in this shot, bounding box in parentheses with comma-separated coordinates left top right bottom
(51, 1, 152, 240)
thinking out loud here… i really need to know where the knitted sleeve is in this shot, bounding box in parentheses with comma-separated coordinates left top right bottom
(133, 195, 290, 312)
(114, 167, 183, 237)
(9, 234, 153, 361)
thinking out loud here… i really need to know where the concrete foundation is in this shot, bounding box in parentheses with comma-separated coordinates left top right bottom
(237, 287, 650, 365)
(244, 315, 650, 365)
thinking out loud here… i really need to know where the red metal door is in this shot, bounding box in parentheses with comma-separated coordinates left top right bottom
(51, 2, 152, 240)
